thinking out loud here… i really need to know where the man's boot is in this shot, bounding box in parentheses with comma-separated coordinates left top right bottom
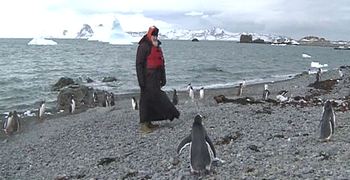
(147, 121, 160, 129)
(140, 122, 153, 133)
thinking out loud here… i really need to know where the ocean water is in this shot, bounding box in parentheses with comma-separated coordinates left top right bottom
(0, 38, 349, 115)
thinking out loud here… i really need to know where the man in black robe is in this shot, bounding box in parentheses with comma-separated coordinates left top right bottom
(136, 26, 180, 133)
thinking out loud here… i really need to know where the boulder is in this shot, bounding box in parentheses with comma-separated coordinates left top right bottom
(52, 77, 75, 91)
(102, 77, 117, 82)
(240, 34, 253, 43)
(56, 85, 92, 111)
(308, 79, 338, 91)
(191, 38, 199, 42)
(252, 38, 265, 43)
(57, 84, 115, 111)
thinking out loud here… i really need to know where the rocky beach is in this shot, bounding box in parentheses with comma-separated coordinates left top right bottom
(1, 67, 350, 179)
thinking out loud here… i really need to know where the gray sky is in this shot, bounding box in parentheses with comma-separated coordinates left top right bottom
(0, 0, 349, 40)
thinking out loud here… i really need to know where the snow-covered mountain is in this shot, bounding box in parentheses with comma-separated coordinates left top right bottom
(76, 24, 94, 38)
(64, 24, 297, 44)
(126, 27, 292, 43)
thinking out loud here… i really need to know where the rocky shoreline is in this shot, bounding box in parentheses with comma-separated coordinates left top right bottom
(1, 67, 350, 179)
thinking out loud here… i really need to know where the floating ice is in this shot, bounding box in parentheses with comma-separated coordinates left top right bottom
(28, 37, 57, 45)
(302, 53, 311, 58)
(311, 62, 328, 68)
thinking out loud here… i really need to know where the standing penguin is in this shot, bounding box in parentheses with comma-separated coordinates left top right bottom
(189, 86, 195, 102)
(199, 87, 204, 99)
(237, 83, 243, 96)
(262, 84, 270, 100)
(172, 89, 178, 105)
(106, 92, 112, 107)
(177, 115, 217, 174)
(102, 92, 107, 107)
(131, 97, 138, 110)
(3, 111, 20, 135)
(69, 95, 76, 113)
(38, 100, 46, 121)
(110, 92, 115, 106)
(319, 100, 335, 141)
(316, 68, 322, 82)
(339, 68, 344, 79)
(93, 91, 99, 105)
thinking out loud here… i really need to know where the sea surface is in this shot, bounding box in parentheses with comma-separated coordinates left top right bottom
(0, 38, 349, 115)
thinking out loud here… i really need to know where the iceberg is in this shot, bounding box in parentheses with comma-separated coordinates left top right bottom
(311, 61, 328, 68)
(28, 37, 57, 45)
(302, 53, 311, 58)
(89, 19, 133, 45)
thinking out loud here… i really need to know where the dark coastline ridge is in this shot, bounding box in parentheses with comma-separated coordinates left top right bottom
(1, 67, 350, 179)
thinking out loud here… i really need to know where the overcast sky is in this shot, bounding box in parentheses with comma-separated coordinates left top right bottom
(0, 0, 349, 40)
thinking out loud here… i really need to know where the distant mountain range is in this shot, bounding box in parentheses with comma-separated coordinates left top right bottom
(126, 27, 293, 43)
(72, 24, 345, 46)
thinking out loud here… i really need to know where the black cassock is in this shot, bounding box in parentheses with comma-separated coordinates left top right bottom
(136, 37, 180, 123)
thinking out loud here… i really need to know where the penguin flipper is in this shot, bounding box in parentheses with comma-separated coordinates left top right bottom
(205, 134, 216, 158)
(330, 114, 335, 134)
(16, 118, 20, 132)
(177, 134, 192, 154)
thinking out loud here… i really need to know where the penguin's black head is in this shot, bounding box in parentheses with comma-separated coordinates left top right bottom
(194, 114, 203, 124)
(324, 100, 332, 110)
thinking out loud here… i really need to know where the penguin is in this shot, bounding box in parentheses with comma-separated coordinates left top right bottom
(187, 83, 192, 91)
(189, 86, 195, 101)
(102, 92, 108, 107)
(277, 90, 288, 96)
(316, 68, 322, 82)
(110, 92, 115, 106)
(338, 68, 344, 79)
(276, 90, 289, 102)
(93, 92, 98, 104)
(131, 97, 138, 110)
(199, 87, 204, 99)
(177, 115, 217, 174)
(262, 84, 270, 100)
(38, 100, 46, 120)
(172, 89, 178, 105)
(3, 111, 20, 135)
(319, 100, 335, 141)
(69, 95, 76, 113)
(237, 83, 243, 96)
(106, 92, 112, 107)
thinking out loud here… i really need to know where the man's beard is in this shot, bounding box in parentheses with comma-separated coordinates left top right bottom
(152, 38, 158, 47)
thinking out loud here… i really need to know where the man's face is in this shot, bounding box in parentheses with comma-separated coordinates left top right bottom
(151, 35, 158, 41)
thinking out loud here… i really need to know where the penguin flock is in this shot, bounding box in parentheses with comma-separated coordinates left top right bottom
(1, 89, 119, 135)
